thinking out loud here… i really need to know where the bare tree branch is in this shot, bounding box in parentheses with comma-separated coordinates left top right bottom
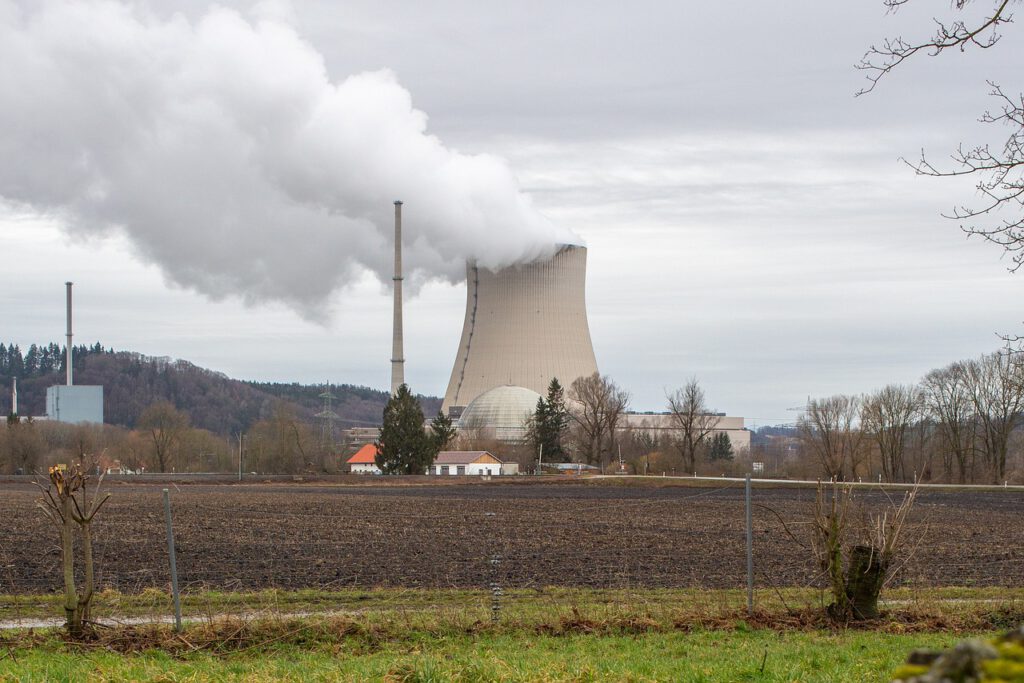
(857, 0, 1015, 96)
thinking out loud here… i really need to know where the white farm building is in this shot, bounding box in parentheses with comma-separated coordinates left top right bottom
(429, 451, 519, 476)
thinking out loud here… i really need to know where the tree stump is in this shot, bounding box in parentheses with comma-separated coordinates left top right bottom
(846, 544, 888, 620)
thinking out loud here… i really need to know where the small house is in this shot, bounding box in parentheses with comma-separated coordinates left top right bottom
(430, 450, 518, 476)
(346, 444, 381, 474)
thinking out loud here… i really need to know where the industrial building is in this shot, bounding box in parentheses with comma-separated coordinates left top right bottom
(457, 385, 542, 441)
(47, 282, 103, 424)
(622, 413, 751, 453)
(441, 245, 598, 417)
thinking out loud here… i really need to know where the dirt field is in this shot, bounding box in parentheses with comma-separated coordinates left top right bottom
(1, 479, 1020, 593)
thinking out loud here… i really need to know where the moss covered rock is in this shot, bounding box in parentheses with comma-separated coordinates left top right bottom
(894, 625, 1024, 682)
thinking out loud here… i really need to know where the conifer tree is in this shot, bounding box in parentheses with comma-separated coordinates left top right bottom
(376, 385, 433, 475)
(429, 411, 457, 452)
(708, 432, 734, 461)
(528, 378, 570, 462)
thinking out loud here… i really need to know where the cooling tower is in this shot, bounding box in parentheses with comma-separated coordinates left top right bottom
(442, 244, 599, 416)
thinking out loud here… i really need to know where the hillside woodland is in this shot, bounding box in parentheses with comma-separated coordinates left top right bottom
(0, 342, 441, 474)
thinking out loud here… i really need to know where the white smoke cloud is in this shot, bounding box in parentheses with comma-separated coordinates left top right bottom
(0, 1, 578, 318)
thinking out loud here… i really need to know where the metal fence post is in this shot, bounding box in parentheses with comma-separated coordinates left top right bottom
(485, 511, 501, 623)
(162, 488, 182, 631)
(745, 473, 754, 616)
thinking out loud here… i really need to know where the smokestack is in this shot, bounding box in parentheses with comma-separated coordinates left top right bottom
(65, 281, 73, 386)
(390, 201, 405, 395)
(11, 377, 17, 416)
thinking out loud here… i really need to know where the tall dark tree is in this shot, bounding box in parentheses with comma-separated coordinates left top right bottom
(708, 432, 734, 462)
(527, 378, 570, 462)
(24, 344, 40, 376)
(376, 384, 433, 475)
(7, 345, 23, 377)
(429, 411, 457, 452)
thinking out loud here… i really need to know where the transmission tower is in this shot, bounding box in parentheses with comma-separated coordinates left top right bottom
(316, 384, 341, 453)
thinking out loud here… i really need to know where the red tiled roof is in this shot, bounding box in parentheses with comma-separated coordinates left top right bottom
(347, 444, 379, 464)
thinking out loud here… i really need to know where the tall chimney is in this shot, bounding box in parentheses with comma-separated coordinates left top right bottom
(65, 281, 73, 386)
(11, 377, 17, 416)
(390, 201, 405, 395)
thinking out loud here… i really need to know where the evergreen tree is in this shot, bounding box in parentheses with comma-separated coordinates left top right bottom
(527, 378, 570, 462)
(708, 432, 734, 461)
(376, 385, 433, 475)
(7, 345, 23, 377)
(24, 344, 40, 376)
(429, 411, 457, 452)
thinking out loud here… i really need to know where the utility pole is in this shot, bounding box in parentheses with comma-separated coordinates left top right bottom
(237, 433, 243, 482)
(537, 443, 543, 475)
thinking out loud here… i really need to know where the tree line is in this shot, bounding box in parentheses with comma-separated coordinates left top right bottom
(435, 374, 738, 476)
(0, 342, 107, 379)
(0, 341, 426, 436)
(797, 350, 1024, 484)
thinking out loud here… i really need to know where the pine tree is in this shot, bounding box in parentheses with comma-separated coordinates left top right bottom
(708, 432, 734, 461)
(24, 344, 40, 376)
(376, 385, 433, 475)
(7, 345, 23, 377)
(528, 378, 570, 462)
(429, 411, 457, 452)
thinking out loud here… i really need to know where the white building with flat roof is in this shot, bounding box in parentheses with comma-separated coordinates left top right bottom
(46, 385, 103, 424)
(621, 412, 750, 453)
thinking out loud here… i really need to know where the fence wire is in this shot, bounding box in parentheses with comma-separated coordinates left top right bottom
(0, 479, 1020, 628)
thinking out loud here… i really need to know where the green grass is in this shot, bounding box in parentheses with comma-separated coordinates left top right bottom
(2, 587, 1019, 681)
(3, 586, 1021, 624)
(0, 628, 975, 682)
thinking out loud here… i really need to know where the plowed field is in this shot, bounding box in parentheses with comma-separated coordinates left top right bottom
(1, 480, 1020, 592)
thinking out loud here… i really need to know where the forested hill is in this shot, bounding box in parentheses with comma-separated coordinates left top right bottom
(0, 342, 442, 435)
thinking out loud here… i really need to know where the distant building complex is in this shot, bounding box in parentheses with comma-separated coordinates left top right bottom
(46, 282, 104, 424)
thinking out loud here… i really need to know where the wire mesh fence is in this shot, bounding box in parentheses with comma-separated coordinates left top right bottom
(1, 478, 1021, 629)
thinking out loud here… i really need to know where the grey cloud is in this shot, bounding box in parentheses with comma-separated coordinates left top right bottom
(0, 1, 576, 319)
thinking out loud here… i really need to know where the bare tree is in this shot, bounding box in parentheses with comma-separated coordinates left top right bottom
(965, 352, 1024, 482)
(922, 362, 979, 482)
(567, 373, 630, 466)
(1, 416, 44, 474)
(36, 463, 110, 637)
(798, 395, 866, 481)
(666, 378, 721, 473)
(247, 402, 315, 474)
(137, 401, 188, 473)
(858, 1, 1024, 278)
(810, 481, 919, 621)
(861, 384, 922, 482)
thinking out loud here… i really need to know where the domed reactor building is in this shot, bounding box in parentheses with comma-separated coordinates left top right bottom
(441, 244, 599, 420)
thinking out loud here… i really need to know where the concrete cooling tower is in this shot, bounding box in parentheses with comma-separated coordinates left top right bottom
(442, 244, 599, 417)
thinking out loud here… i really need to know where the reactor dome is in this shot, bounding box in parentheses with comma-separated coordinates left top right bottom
(458, 385, 542, 442)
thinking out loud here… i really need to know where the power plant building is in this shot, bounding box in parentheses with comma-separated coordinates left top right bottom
(442, 245, 598, 417)
(46, 282, 104, 424)
(46, 385, 103, 424)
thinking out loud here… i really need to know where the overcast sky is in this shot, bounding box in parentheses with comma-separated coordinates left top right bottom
(3, 0, 1023, 426)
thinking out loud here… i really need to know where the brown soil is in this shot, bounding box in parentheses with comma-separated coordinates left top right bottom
(1, 481, 1020, 592)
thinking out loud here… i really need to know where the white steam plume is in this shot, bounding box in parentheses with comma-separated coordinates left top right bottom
(0, 2, 578, 317)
